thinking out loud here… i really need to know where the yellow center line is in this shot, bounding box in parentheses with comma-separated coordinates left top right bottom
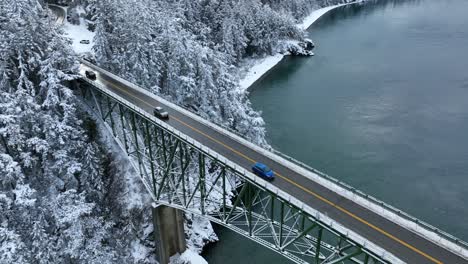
(273, 173, 443, 264)
(89, 70, 443, 264)
(166, 107, 444, 264)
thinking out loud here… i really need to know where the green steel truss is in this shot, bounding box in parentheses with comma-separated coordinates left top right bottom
(77, 79, 390, 264)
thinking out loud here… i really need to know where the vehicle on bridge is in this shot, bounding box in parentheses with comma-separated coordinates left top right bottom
(153, 106, 169, 120)
(79, 61, 468, 264)
(85, 70, 96, 80)
(252, 162, 274, 180)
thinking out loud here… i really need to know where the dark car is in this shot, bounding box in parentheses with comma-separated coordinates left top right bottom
(85, 70, 96, 80)
(252, 162, 274, 181)
(80, 39, 90, 44)
(153, 106, 169, 120)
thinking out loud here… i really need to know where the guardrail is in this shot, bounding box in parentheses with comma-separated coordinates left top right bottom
(79, 76, 400, 263)
(79, 60, 468, 259)
(144, 94, 467, 253)
(272, 148, 468, 251)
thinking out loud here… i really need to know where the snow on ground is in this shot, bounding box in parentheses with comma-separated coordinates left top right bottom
(238, 2, 357, 92)
(238, 54, 284, 91)
(95, 115, 158, 263)
(62, 7, 95, 54)
(298, 3, 352, 30)
(99, 121, 150, 210)
(170, 249, 208, 264)
(131, 240, 155, 263)
(185, 214, 219, 254)
(121, 156, 149, 211)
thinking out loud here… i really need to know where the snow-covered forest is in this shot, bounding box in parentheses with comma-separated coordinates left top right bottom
(89, 0, 347, 145)
(0, 1, 160, 262)
(1, 0, 351, 263)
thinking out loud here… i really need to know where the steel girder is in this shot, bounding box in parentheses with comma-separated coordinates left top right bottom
(78, 79, 389, 264)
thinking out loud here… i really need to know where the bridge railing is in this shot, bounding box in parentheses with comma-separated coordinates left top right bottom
(78, 76, 397, 264)
(123, 69, 468, 253)
(79, 60, 467, 260)
(113, 58, 467, 254)
(198, 116, 468, 255)
(271, 149, 468, 253)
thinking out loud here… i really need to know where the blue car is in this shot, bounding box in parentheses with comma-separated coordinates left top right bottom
(251, 162, 274, 180)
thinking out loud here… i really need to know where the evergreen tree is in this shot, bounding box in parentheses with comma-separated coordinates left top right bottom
(1, 1, 153, 262)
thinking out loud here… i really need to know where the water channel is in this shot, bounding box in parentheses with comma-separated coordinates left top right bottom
(203, 0, 468, 262)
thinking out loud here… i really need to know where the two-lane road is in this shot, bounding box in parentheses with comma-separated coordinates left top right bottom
(80, 63, 468, 264)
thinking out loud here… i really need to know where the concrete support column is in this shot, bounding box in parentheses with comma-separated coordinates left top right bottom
(152, 204, 186, 264)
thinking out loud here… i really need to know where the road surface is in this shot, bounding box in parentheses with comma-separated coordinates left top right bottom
(79, 63, 467, 264)
(48, 4, 66, 25)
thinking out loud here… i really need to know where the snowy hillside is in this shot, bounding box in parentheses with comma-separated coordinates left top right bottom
(0, 1, 155, 262)
(1, 0, 352, 263)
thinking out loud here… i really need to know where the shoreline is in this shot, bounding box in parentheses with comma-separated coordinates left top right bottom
(239, 2, 356, 92)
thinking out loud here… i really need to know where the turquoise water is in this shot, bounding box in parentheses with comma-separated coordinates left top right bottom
(203, 0, 468, 262)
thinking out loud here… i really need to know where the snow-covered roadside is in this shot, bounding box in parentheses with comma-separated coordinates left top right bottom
(239, 2, 358, 91)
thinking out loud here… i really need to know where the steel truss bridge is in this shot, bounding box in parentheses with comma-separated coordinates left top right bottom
(76, 61, 468, 264)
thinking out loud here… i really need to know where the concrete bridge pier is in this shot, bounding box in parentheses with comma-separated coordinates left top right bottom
(152, 203, 186, 264)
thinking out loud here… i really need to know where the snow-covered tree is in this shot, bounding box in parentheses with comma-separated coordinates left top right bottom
(92, 0, 293, 146)
(1, 0, 353, 262)
(1, 1, 156, 262)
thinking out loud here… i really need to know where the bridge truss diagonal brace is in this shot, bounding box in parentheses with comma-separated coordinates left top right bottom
(78, 80, 390, 264)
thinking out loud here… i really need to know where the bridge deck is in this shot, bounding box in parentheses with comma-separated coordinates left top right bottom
(80, 63, 467, 264)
